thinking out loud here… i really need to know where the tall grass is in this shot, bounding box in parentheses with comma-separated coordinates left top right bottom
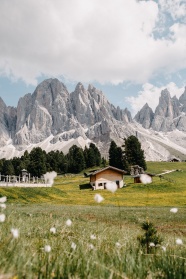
(0, 204, 185, 278)
(0, 162, 185, 278)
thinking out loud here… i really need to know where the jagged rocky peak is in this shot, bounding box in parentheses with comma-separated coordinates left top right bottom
(88, 84, 107, 106)
(14, 78, 74, 145)
(0, 96, 7, 111)
(0, 96, 16, 143)
(70, 82, 95, 126)
(151, 88, 181, 132)
(16, 93, 33, 131)
(157, 89, 173, 117)
(134, 103, 154, 129)
(0, 98, 17, 132)
(179, 86, 186, 112)
(33, 78, 69, 102)
(115, 107, 132, 123)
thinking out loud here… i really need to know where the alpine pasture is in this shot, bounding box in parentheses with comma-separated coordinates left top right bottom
(0, 162, 185, 278)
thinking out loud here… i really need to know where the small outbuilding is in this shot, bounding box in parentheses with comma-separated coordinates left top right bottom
(89, 166, 126, 190)
(169, 157, 181, 162)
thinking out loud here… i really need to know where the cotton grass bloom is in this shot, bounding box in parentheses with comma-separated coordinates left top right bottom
(50, 227, 56, 234)
(71, 242, 76, 250)
(161, 246, 166, 251)
(11, 228, 19, 239)
(66, 219, 72, 227)
(106, 182, 117, 193)
(88, 244, 95, 250)
(0, 213, 5, 222)
(94, 194, 104, 203)
(140, 174, 152, 184)
(170, 208, 178, 213)
(176, 238, 183, 245)
(0, 196, 7, 203)
(90, 234, 96, 240)
(115, 242, 121, 248)
(44, 245, 51, 252)
(0, 204, 6, 209)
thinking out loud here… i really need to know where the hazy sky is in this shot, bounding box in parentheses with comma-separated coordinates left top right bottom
(0, 0, 186, 116)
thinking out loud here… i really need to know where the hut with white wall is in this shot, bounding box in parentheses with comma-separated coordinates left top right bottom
(89, 166, 126, 190)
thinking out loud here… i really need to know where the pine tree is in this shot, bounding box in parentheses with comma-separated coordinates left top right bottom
(28, 147, 46, 177)
(67, 145, 85, 173)
(89, 143, 101, 166)
(124, 135, 147, 171)
(2, 160, 15, 175)
(109, 141, 124, 169)
(109, 140, 118, 167)
(138, 221, 163, 253)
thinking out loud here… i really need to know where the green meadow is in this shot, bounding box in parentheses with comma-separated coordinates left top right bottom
(0, 162, 185, 278)
(0, 161, 186, 206)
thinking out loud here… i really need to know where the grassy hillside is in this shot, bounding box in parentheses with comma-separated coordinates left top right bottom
(0, 162, 186, 206)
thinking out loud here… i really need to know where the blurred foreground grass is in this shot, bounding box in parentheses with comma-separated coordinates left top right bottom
(0, 204, 185, 278)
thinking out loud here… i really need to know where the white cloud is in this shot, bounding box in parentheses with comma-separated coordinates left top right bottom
(126, 82, 185, 116)
(0, 0, 185, 85)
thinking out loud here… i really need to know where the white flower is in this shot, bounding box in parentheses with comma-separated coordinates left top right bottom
(66, 219, 72, 227)
(115, 242, 121, 248)
(88, 244, 95, 250)
(94, 194, 104, 203)
(176, 238, 183, 245)
(149, 242, 155, 247)
(161, 246, 166, 251)
(50, 227, 56, 234)
(0, 204, 6, 209)
(0, 213, 5, 222)
(170, 208, 178, 213)
(0, 196, 7, 203)
(90, 234, 96, 240)
(11, 228, 19, 239)
(106, 182, 117, 193)
(140, 174, 152, 184)
(44, 245, 51, 252)
(71, 242, 76, 250)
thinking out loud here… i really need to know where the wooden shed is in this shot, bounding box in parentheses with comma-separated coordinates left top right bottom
(89, 166, 126, 190)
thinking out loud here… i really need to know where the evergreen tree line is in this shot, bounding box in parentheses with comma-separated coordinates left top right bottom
(0, 143, 102, 178)
(0, 135, 146, 177)
(109, 135, 147, 173)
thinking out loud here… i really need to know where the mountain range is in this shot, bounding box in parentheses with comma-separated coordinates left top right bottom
(0, 78, 186, 161)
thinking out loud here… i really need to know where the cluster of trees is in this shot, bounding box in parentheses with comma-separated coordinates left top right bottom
(0, 143, 102, 177)
(0, 135, 146, 177)
(109, 135, 147, 173)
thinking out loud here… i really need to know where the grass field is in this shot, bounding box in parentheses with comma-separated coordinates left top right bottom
(0, 162, 185, 278)
(0, 162, 186, 206)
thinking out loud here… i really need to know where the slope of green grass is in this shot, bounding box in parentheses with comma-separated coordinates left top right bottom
(0, 162, 186, 206)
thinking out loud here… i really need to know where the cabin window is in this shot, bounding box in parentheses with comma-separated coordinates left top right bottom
(92, 183, 95, 186)
(98, 183, 102, 186)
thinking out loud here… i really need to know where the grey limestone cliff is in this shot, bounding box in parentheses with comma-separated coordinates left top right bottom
(9, 78, 133, 147)
(134, 103, 154, 129)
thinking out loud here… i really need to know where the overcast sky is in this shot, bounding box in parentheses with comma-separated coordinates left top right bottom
(0, 0, 186, 116)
